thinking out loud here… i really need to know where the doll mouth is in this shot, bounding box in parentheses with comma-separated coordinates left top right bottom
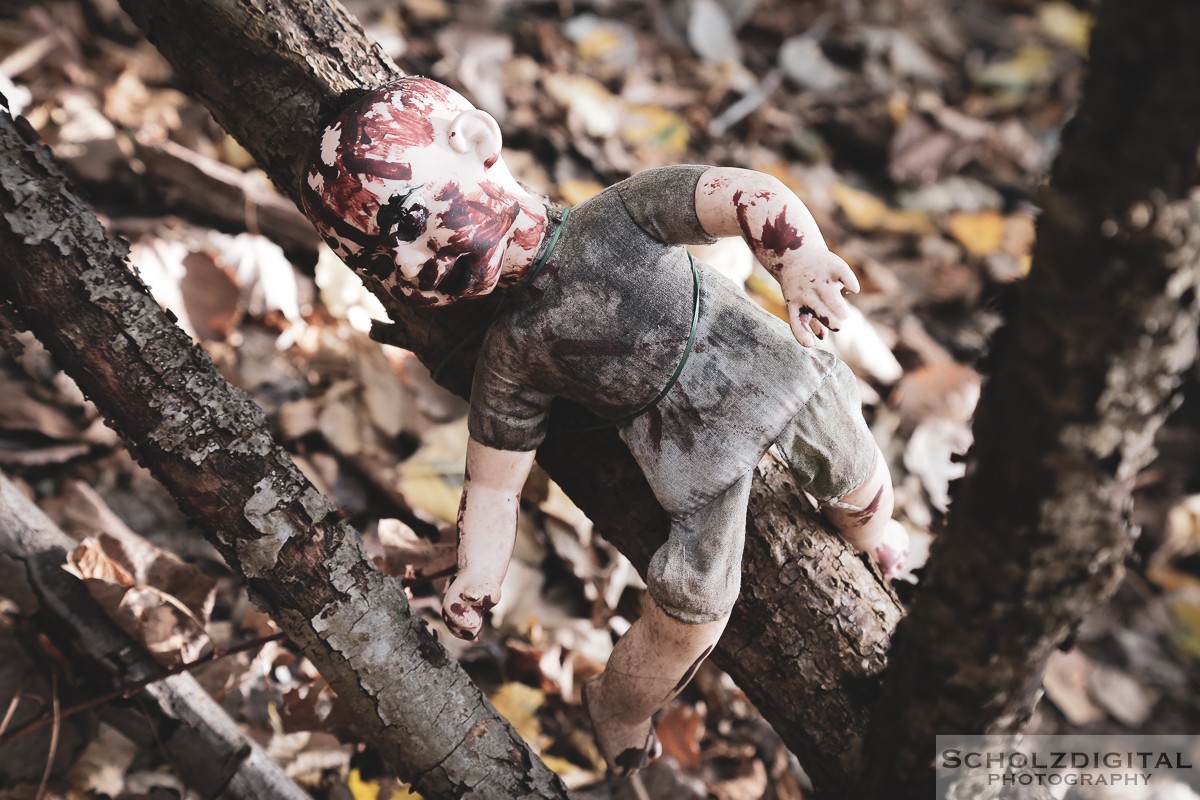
(434, 254, 477, 297)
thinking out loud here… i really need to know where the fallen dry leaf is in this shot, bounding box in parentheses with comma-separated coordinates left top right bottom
(1043, 649, 1106, 725)
(833, 183, 935, 235)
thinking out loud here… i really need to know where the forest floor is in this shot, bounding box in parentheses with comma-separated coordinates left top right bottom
(1, 0, 1199, 798)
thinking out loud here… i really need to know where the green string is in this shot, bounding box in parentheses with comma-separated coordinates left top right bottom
(564, 252, 701, 433)
(430, 207, 571, 384)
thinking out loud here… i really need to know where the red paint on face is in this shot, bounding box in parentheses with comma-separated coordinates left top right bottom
(336, 94, 431, 180)
(422, 183, 522, 296)
(510, 219, 546, 251)
(759, 209, 804, 254)
(390, 282, 440, 307)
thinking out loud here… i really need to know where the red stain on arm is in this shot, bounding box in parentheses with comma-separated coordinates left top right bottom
(759, 209, 804, 254)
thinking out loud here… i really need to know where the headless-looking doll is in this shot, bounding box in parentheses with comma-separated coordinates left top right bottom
(301, 77, 909, 776)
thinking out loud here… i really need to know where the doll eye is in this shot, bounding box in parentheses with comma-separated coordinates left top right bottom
(377, 190, 429, 242)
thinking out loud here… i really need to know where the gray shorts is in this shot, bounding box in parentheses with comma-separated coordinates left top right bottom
(647, 360, 876, 623)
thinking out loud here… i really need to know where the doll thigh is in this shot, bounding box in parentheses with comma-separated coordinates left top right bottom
(647, 470, 753, 624)
(776, 359, 876, 503)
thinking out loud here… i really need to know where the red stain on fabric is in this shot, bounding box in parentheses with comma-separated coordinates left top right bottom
(549, 339, 636, 358)
(646, 406, 663, 453)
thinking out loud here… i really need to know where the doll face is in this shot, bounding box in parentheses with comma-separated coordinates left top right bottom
(301, 78, 527, 306)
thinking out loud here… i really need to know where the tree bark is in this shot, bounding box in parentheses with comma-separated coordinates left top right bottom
(0, 112, 571, 799)
(0, 472, 311, 800)
(115, 1, 904, 793)
(856, 1, 1200, 797)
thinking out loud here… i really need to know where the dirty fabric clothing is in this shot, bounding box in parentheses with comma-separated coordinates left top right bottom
(470, 164, 872, 513)
(648, 359, 876, 622)
(468, 164, 876, 619)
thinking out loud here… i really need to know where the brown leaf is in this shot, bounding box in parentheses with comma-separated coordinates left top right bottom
(1043, 649, 1105, 725)
(65, 536, 135, 588)
(657, 703, 705, 770)
(58, 482, 217, 665)
(374, 518, 452, 576)
(893, 362, 982, 426)
(0, 382, 84, 441)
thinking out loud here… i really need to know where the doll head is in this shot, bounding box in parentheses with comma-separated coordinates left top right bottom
(301, 77, 544, 306)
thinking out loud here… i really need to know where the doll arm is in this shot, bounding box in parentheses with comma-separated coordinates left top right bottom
(441, 438, 536, 640)
(694, 167, 860, 347)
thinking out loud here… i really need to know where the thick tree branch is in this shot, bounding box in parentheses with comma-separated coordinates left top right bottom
(0, 472, 306, 800)
(857, 1, 1200, 796)
(0, 112, 570, 799)
(115, 1, 904, 793)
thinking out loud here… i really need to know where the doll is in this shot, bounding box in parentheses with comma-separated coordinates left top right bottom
(301, 77, 909, 776)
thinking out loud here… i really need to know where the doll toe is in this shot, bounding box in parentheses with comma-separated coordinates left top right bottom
(441, 599, 485, 640)
(875, 520, 910, 578)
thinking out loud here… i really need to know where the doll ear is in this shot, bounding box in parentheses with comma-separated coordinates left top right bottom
(447, 108, 503, 168)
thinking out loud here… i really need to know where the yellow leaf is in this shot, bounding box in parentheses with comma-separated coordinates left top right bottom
(397, 419, 468, 523)
(347, 769, 386, 800)
(559, 179, 606, 206)
(833, 184, 933, 235)
(755, 162, 808, 197)
(946, 210, 1006, 257)
(576, 27, 624, 61)
(973, 44, 1056, 90)
(1037, 2, 1093, 56)
(491, 683, 546, 747)
(620, 106, 689, 155)
(1168, 599, 1200, 663)
(1148, 565, 1200, 595)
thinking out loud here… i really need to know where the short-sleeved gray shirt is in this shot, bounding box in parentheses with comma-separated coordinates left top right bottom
(468, 165, 847, 517)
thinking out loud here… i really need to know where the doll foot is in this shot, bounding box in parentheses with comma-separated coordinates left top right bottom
(875, 520, 909, 579)
(441, 577, 498, 640)
(582, 676, 662, 776)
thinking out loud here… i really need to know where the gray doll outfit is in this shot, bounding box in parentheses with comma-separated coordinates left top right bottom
(469, 165, 876, 622)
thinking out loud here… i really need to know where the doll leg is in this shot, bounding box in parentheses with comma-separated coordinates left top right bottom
(823, 447, 909, 576)
(584, 471, 751, 775)
(778, 360, 909, 576)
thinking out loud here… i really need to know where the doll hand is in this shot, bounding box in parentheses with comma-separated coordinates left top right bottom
(778, 248, 860, 347)
(874, 519, 910, 579)
(442, 575, 500, 640)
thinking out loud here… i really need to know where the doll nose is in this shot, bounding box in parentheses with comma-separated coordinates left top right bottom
(389, 235, 431, 282)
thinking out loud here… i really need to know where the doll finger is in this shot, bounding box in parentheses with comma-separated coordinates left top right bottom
(805, 296, 840, 333)
(831, 254, 860, 294)
(790, 307, 817, 347)
(815, 287, 851, 330)
(808, 316, 826, 341)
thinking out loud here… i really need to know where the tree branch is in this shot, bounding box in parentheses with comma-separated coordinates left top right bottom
(0, 472, 307, 800)
(857, 0, 1200, 796)
(114, 1, 905, 793)
(0, 112, 571, 798)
